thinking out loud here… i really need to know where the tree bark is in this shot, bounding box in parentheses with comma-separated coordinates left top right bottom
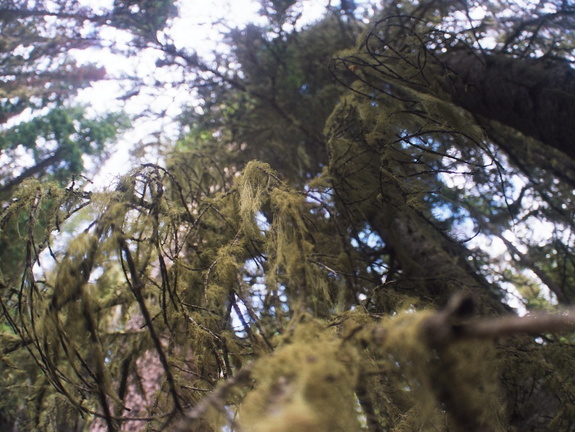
(439, 52, 575, 161)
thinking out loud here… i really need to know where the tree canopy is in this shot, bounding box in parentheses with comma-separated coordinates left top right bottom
(2, 0, 575, 431)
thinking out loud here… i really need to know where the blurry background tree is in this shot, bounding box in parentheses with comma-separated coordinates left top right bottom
(0, 0, 175, 429)
(2, 0, 575, 431)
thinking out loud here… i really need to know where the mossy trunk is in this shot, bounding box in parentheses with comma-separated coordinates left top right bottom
(326, 95, 575, 431)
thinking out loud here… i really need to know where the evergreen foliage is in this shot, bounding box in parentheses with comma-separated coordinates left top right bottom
(2, 0, 575, 431)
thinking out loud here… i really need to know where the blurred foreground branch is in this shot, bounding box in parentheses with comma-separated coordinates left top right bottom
(424, 292, 575, 347)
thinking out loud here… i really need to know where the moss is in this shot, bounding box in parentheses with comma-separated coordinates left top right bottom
(240, 320, 362, 432)
(237, 160, 278, 238)
(354, 309, 506, 431)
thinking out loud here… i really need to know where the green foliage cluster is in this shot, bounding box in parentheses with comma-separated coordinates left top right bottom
(0, 107, 129, 194)
(110, 0, 178, 38)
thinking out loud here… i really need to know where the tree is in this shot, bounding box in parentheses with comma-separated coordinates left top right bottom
(0, 0, 177, 176)
(0, 0, 175, 124)
(2, 0, 575, 431)
(0, 1, 174, 429)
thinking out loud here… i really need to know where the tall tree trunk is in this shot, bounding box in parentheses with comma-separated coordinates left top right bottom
(438, 52, 575, 160)
(327, 98, 573, 431)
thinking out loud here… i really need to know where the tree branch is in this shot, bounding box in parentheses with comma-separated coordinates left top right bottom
(424, 292, 575, 347)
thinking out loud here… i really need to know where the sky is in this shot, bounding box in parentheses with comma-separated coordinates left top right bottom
(73, 0, 332, 188)
(66, 0, 558, 311)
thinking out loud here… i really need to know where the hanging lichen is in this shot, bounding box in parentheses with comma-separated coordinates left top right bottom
(239, 318, 362, 432)
(237, 160, 279, 238)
